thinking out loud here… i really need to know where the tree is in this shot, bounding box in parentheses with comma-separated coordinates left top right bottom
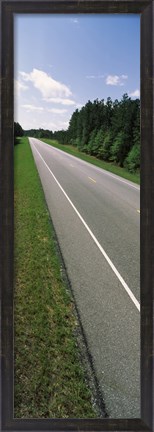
(105, 97, 113, 129)
(14, 122, 24, 144)
(87, 129, 99, 155)
(80, 101, 93, 149)
(45, 93, 140, 170)
(67, 109, 79, 143)
(110, 130, 127, 166)
(97, 130, 112, 160)
(14, 122, 24, 136)
(124, 144, 140, 172)
(132, 103, 140, 147)
(93, 128, 105, 157)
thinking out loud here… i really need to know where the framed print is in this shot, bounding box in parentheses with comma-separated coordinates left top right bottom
(0, 0, 153, 431)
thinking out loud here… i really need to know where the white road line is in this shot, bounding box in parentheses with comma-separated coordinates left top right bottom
(33, 138, 140, 191)
(98, 170, 140, 190)
(32, 142, 140, 313)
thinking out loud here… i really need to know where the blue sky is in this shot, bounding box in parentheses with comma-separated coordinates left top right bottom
(14, 14, 140, 131)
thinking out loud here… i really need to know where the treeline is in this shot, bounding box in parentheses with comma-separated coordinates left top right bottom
(54, 94, 140, 173)
(14, 125, 54, 140)
(14, 93, 140, 173)
(24, 129, 54, 139)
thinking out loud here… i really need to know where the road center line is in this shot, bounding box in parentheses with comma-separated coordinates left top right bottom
(88, 176, 96, 183)
(32, 143, 140, 312)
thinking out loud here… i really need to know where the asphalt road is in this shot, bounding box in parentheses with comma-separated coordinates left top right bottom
(29, 137, 140, 419)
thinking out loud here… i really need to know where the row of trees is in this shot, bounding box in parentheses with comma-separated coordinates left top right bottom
(24, 128, 54, 139)
(14, 124, 54, 140)
(14, 122, 24, 144)
(54, 94, 140, 173)
(14, 93, 140, 173)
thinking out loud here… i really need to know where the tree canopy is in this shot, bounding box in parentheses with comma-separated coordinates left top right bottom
(52, 94, 140, 172)
(15, 94, 140, 172)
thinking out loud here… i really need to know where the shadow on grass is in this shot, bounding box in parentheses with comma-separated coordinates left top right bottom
(14, 136, 24, 145)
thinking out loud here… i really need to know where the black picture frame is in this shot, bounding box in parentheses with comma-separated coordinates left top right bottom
(0, 0, 153, 431)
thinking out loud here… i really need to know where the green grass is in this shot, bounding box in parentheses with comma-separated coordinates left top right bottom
(41, 138, 140, 185)
(14, 137, 97, 418)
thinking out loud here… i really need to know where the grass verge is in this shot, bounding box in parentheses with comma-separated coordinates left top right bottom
(14, 137, 97, 418)
(41, 138, 140, 185)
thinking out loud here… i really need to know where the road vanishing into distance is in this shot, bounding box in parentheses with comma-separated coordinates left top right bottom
(29, 137, 140, 419)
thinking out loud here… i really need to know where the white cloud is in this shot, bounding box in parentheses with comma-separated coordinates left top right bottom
(106, 75, 119, 85)
(121, 74, 128, 80)
(129, 89, 140, 98)
(41, 120, 69, 131)
(21, 104, 44, 112)
(43, 97, 76, 106)
(71, 18, 79, 24)
(14, 79, 28, 95)
(47, 108, 67, 114)
(16, 69, 83, 131)
(86, 74, 104, 79)
(86, 75, 95, 79)
(57, 121, 69, 130)
(41, 121, 59, 130)
(20, 68, 72, 99)
(106, 74, 128, 86)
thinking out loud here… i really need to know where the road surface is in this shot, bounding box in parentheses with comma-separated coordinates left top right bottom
(29, 137, 140, 419)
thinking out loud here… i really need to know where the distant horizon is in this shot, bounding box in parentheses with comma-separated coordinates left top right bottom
(14, 14, 140, 131)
